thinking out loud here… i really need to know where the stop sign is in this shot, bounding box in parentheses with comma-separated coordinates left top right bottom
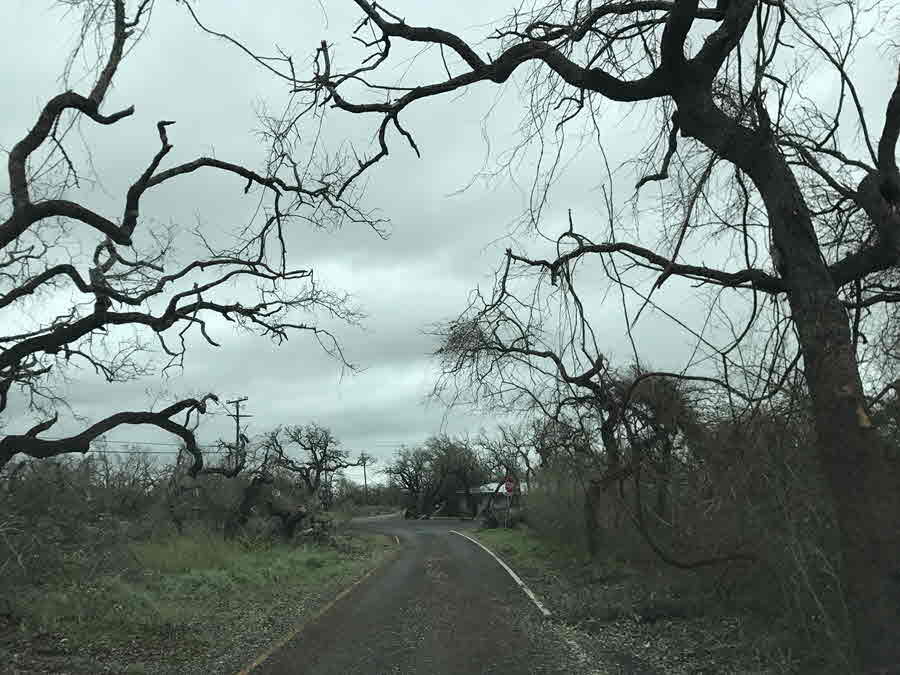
(504, 478, 515, 494)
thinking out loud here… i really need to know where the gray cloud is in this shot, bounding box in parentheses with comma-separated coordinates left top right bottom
(2, 1, 893, 475)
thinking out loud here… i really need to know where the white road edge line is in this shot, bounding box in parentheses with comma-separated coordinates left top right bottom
(395, 535, 400, 545)
(450, 530, 552, 618)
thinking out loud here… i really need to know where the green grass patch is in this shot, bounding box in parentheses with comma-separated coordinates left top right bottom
(13, 531, 394, 646)
(473, 526, 558, 571)
(474, 525, 610, 580)
(129, 528, 239, 574)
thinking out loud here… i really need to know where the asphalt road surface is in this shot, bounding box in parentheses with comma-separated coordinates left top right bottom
(248, 514, 581, 675)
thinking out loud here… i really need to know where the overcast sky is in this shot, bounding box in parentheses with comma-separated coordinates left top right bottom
(3, 1, 895, 482)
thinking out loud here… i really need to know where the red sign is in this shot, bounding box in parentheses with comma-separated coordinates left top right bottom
(504, 478, 515, 494)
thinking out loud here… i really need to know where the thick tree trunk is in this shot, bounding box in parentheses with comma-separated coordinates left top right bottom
(791, 286, 900, 673)
(679, 86, 900, 673)
(761, 156, 900, 675)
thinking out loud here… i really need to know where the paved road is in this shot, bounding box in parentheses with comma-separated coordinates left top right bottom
(248, 514, 579, 675)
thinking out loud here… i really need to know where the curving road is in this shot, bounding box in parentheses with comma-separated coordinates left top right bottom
(245, 514, 579, 675)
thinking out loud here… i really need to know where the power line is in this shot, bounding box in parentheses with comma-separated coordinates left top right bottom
(76, 437, 424, 448)
(35, 440, 400, 453)
(83, 449, 229, 456)
(41, 441, 416, 453)
(41, 439, 222, 448)
(30, 433, 416, 456)
(93, 439, 219, 447)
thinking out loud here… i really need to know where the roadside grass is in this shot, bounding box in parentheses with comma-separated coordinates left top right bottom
(474, 526, 648, 617)
(473, 525, 583, 569)
(129, 528, 247, 574)
(472, 526, 782, 674)
(7, 529, 395, 673)
(19, 537, 388, 640)
(471, 525, 573, 585)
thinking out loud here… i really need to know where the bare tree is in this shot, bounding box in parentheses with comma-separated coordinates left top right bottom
(1, 2, 376, 476)
(383, 445, 448, 517)
(218, 425, 357, 539)
(218, 434, 316, 541)
(270, 423, 360, 507)
(476, 423, 537, 485)
(195, 0, 900, 669)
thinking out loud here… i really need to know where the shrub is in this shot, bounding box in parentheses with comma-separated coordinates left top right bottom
(523, 461, 593, 557)
(521, 415, 852, 673)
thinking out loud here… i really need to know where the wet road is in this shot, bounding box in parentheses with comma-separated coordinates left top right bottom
(247, 514, 575, 675)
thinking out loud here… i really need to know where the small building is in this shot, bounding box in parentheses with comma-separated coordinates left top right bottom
(455, 482, 527, 518)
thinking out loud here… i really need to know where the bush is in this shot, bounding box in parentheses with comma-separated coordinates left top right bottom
(520, 417, 852, 673)
(523, 461, 594, 557)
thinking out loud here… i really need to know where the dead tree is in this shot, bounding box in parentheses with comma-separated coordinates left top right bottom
(222, 429, 345, 540)
(190, 1, 900, 669)
(269, 424, 361, 508)
(383, 445, 447, 517)
(477, 424, 537, 486)
(1, 1, 375, 476)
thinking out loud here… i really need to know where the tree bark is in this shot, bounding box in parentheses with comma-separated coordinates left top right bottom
(792, 287, 900, 673)
(680, 93, 900, 673)
(759, 152, 900, 675)
(676, 84, 900, 673)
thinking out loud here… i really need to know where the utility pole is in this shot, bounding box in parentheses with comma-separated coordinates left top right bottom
(358, 452, 375, 504)
(224, 397, 253, 449)
(363, 459, 368, 504)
